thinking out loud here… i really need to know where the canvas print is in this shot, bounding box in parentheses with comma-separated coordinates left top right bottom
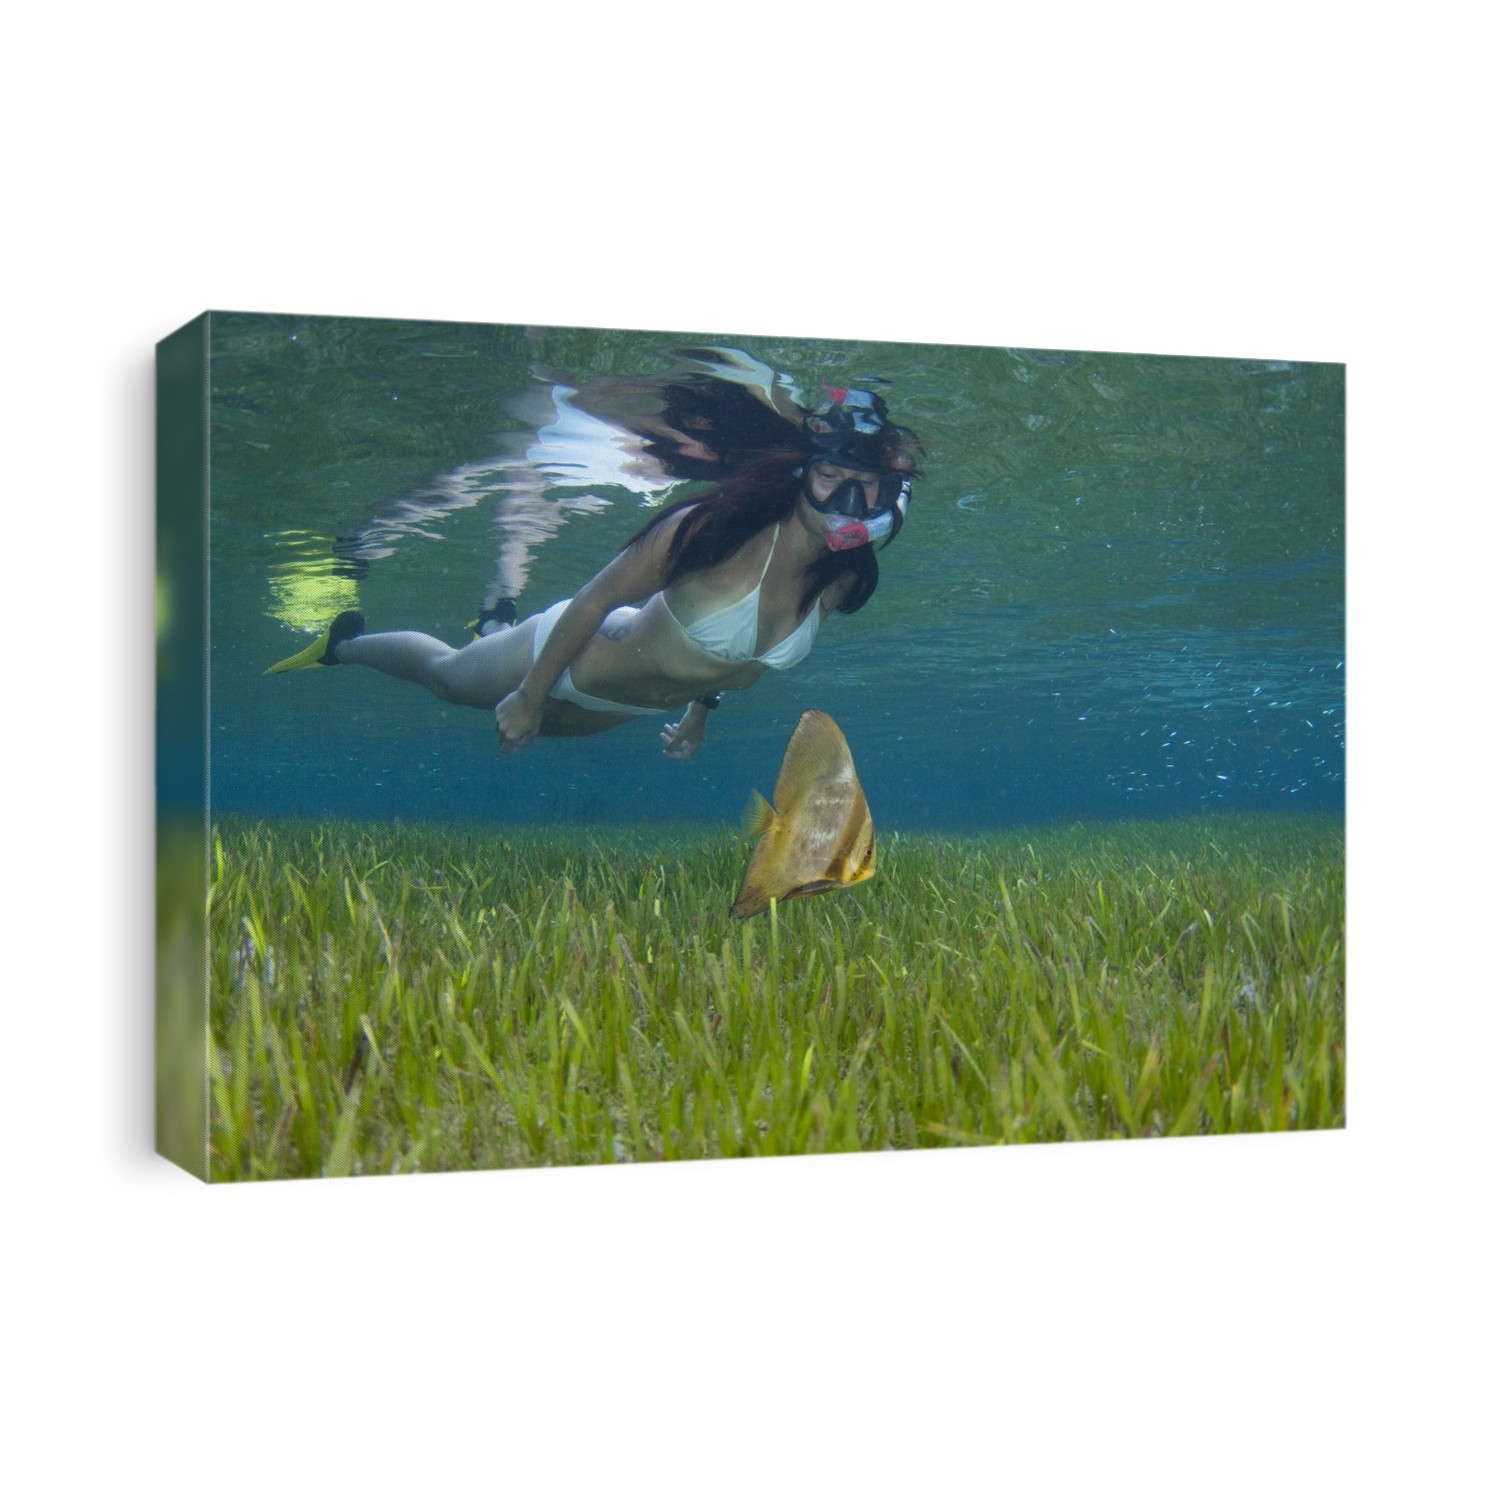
(156, 313, 1344, 1181)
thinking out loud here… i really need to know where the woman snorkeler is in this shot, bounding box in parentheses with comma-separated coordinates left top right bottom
(267, 388, 922, 760)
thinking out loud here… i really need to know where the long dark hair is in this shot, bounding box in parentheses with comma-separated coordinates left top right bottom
(624, 449, 881, 617)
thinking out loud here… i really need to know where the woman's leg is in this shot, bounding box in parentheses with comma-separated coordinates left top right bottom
(336, 619, 540, 710)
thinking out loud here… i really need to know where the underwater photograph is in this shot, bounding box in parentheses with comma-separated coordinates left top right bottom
(158, 312, 1345, 1181)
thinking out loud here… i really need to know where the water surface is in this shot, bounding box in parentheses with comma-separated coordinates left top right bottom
(205, 313, 1344, 830)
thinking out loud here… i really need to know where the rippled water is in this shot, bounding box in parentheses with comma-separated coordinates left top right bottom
(201, 311, 1343, 830)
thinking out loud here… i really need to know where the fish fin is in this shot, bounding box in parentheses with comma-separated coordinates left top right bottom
(731, 809, 786, 919)
(731, 792, 780, 917)
(729, 884, 769, 919)
(773, 710, 854, 811)
(740, 789, 778, 838)
(730, 848, 776, 917)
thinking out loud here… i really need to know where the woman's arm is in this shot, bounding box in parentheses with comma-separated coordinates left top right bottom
(660, 698, 711, 760)
(494, 509, 692, 753)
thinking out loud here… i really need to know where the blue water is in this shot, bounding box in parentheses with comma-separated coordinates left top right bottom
(202, 313, 1343, 831)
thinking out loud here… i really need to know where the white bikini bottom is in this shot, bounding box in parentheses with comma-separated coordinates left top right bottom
(532, 599, 676, 718)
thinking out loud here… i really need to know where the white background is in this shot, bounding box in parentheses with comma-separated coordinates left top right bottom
(6, 3, 1493, 1494)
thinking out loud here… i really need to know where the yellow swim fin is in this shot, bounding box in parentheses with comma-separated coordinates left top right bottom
(467, 598, 519, 640)
(265, 610, 364, 674)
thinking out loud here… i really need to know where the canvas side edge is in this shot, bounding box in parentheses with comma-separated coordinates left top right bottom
(155, 314, 211, 1181)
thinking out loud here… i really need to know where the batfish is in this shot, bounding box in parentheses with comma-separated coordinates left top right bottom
(731, 710, 875, 919)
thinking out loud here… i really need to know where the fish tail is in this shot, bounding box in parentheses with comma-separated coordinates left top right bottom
(741, 789, 777, 838)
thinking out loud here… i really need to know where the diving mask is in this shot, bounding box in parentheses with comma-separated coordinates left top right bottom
(801, 466, 911, 551)
(798, 387, 918, 549)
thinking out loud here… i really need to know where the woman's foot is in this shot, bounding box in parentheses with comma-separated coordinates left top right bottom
(468, 598, 518, 638)
(265, 610, 366, 673)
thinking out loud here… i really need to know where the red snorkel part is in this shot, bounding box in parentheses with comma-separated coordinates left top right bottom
(825, 521, 872, 551)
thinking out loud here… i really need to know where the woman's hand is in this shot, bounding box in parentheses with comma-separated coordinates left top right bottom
(495, 690, 544, 754)
(660, 711, 707, 760)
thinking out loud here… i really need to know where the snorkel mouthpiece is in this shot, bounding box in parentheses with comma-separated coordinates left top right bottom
(825, 521, 872, 552)
(820, 478, 910, 551)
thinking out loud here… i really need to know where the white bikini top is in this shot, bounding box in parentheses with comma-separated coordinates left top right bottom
(663, 524, 821, 670)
